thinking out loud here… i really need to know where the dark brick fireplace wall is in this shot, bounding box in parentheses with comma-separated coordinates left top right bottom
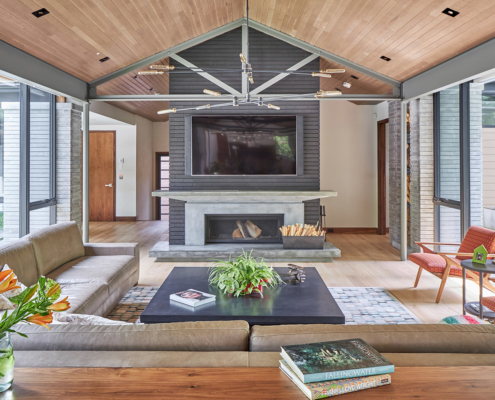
(169, 28, 320, 244)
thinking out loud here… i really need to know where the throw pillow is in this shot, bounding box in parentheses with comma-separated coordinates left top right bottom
(439, 315, 489, 324)
(52, 313, 131, 325)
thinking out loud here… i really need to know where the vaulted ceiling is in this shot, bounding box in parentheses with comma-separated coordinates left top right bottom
(1, 0, 495, 120)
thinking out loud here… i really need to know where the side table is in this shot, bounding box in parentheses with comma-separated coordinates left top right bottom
(460, 260, 495, 319)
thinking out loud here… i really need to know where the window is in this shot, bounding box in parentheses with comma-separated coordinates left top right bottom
(0, 82, 55, 241)
(156, 153, 169, 220)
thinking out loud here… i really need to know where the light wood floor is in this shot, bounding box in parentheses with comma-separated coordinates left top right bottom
(89, 221, 486, 324)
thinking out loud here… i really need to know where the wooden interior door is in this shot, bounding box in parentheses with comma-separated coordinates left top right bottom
(377, 119, 388, 235)
(89, 131, 116, 221)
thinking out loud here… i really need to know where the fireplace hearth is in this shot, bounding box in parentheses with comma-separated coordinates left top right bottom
(205, 214, 284, 244)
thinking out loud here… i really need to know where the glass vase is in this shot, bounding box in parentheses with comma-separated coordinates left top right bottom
(0, 332, 14, 392)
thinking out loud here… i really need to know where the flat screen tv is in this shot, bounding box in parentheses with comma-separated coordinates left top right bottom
(187, 115, 303, 176)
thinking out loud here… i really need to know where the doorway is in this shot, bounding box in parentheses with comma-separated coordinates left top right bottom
(155, 152, 170, 220)
(377, 119, 389, 235)
(89, 131, 116, 221)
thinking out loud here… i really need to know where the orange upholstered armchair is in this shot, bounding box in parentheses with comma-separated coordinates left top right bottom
(409, 226, 495, 303)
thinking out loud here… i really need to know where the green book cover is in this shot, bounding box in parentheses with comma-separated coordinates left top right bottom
(281, 338, 394, 384)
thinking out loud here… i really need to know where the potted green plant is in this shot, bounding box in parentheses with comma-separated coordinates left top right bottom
(208, 251, 284, 298)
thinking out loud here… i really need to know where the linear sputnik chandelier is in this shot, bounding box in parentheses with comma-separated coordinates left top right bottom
(142, 0, 345, 115)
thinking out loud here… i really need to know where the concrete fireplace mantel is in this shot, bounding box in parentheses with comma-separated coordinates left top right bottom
(151, 190, 337, 203)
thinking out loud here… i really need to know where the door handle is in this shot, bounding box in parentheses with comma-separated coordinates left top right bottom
(105, 184, 113, 187)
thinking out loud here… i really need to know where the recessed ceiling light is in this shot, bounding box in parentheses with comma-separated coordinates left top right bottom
(343, 82, 351, 88)
(99, 57, 110, 63)
(32, 8, 49, 18)
(350, 75, 359, 80)
(380, 56, 391, 62)
(132, 75, 138, 79)
(442, 8, 459, 17)
(334, 87, 342, 92)
(96, 52, 100, 55)
(148, 88, 154, 92)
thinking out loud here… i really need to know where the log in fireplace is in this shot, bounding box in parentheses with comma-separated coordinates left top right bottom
(205, 214, 284, 244)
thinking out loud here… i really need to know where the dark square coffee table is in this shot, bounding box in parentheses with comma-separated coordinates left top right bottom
(140, 267, 345, 326)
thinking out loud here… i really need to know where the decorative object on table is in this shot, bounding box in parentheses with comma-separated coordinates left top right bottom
(281, 338, 394, 384)
(287, 264, 306, 284)
(209, 251, 284, 298)
(280, 360, 391, 399)
(0, 269, 70, 392)
(409, 225, 495, 303)
(439, 315, 489, 325)
(281, 223, 326, 250)
(329, 287, 421, 325)
(472, 245, 488, 264)
(170, 289, 216, 307)
(459, 259, 495, 320)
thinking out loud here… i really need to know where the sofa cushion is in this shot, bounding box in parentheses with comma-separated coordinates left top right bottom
(47, 255, 136, 295)
(12, 321, 250, 352)
(0, 240, 38, 286)
(15, 351, 249, 368)
(247, 352, 495, 367)
(249, 324, 495, 354)
(28, 222, 85, 276)
(58, 282, 109, 315)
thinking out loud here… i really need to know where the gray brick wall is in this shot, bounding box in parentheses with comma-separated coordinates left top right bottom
(169, 28, 320, 244)
(388, 101, 402, 250)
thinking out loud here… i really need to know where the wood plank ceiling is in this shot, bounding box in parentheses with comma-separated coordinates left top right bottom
(1, 1, 495, 120)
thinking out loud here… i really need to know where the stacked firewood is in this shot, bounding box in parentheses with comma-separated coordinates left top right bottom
(279, 223, 325, 237)
(232, 220, 262, 239)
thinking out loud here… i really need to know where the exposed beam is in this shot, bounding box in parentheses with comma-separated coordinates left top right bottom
(242, 22, 248, 95)
(402, 34, 495, 101)
(170, 54, 241, 95)
(89, 18, 244, 90)
(82, 103, 90, 243)
(0, 39, 87, 101)
(90, 94, 399, 101)
(250, 54, 319, 95)
(247, 19, 401, 90)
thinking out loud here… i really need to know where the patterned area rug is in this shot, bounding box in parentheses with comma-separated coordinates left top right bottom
(107, 286, 421, 325)
(329, 287, 421, 325)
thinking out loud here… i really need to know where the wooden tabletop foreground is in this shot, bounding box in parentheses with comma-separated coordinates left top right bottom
(2, 366, 493, 399)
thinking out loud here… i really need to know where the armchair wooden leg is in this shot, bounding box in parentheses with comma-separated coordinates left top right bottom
(436, 257, 453, 304)
(414, 267, 422, 288)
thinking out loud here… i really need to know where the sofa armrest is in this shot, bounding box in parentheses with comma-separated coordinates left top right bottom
(84, 243, 139, 258)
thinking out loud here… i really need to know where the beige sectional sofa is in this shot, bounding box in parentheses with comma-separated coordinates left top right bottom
(0, 221, 139, 316)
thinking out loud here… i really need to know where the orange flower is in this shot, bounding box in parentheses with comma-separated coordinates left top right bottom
(24, 284, 38, 303)
(26, 312, 53, 330)
(47, 296, 70, 312)
(46, 283, 60, 298)
(0, 272, 21, 294)
(0, 269, 13, 283)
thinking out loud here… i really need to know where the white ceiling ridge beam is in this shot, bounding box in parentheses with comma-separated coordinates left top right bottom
(170, 54, 241, 96)
(0, 39, 87, 101)
(88, 18, 245, 90)
(242, 22, 249, 95)
(402, 34, 495, 101)
(250, 54, 319, 95)
(247, 20, 401, 90)
(90, 94, 399, 101)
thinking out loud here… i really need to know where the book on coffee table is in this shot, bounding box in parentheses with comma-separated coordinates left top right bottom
(281, 339, 394, 384)
(280, 360, 391, 399)
(170, 289, 216, 307)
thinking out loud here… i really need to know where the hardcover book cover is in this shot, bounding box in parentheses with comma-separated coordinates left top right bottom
(280, 360, 391, 399)
(170, 289, 216, 307)
(281, 338, 394, 384)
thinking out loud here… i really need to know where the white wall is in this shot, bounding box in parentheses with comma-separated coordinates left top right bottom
(320, 101, 388, 228)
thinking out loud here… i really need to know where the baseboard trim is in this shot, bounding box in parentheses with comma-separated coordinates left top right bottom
(115, 216, 137, 222)
(325, 227, 389, 234)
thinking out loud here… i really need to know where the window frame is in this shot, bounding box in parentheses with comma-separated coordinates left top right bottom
(18, 84, 56, 236)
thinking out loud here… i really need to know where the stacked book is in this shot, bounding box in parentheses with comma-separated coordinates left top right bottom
(280, 339, 394, 398)
(169, 289, 216, 307)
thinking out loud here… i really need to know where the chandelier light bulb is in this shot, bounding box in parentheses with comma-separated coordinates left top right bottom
(138, 71, 164, 75)
(320, 69, 345, 73)
(267, 103, 280, 110)
(196, 104, 211, 110)
(204, 89, 221, 97)
(315, 90, 342, 98)
(240, 53, 247, 63)
(157, 108, 177, 115)
(343, 81, 352, 88)
(249, 76, 254, 84)
(312, 72, 332, 78)
(150, 65, 175, 71)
